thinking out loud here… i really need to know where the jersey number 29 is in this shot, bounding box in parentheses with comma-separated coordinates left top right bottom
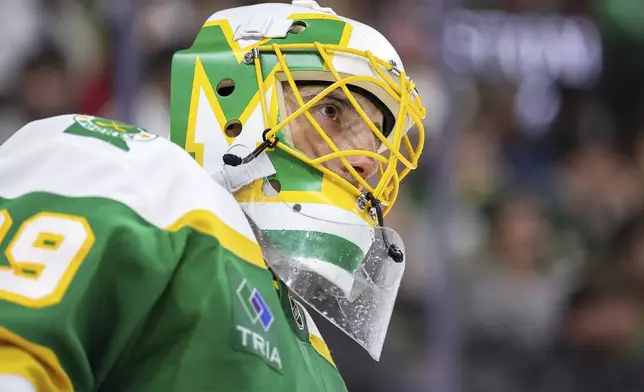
(0, 209, 94, 308)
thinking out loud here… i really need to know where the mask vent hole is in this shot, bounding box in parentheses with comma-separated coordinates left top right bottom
(216, 79, 235, 96)
(224, 120, 243, 138)
(263, 178, 281, 196)
(289, 21, 307, 34)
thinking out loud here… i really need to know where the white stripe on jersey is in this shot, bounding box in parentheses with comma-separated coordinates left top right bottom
(0, 115, 257, 244)
(0, 374, 37, 392)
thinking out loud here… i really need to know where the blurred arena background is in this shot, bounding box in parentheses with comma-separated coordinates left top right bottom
(2, 0, 644, 391)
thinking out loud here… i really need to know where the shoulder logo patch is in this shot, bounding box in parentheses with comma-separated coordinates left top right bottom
(237, 279, 274, 331)
(227, 261, 283, 373)
(65, 115, 158, 151)
(289, 294, 305, 331)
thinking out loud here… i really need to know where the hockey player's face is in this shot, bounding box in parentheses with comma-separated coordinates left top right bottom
(283, 83, 384, 187)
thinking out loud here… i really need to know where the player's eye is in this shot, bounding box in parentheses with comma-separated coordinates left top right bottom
(318, 104, 339, 121)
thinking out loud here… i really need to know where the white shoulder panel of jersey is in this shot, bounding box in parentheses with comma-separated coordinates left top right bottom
(0, 374, 37, 392)
(0, 114, 257, 244)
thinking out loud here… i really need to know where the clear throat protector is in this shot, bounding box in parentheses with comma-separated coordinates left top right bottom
(218, 145, 405, 361)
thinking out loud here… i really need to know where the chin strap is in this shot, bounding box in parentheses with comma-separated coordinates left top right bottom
(364, 192, 404, 263)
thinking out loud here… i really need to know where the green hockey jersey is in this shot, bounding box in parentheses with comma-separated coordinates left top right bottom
(0, 114, 348, 392)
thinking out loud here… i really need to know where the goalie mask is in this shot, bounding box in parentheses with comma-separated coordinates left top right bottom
(170, 0, 426, 360)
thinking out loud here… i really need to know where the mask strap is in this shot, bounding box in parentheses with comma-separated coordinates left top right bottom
(364, 192, 404, 263)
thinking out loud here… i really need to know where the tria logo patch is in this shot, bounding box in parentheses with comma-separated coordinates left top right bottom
(228, 263, 282, 373)
(235, 325, 283, 370)
(237, 279, 274, 331)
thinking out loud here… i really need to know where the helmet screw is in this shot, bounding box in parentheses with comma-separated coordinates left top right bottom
(389, 60, 401, 76)
(356, 194, 368, 211)
(243, 51, 255, 64)
(369, 207, 378, 222)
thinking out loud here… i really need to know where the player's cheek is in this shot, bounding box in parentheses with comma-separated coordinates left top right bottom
(341, 116, 377, 153)
(308, 113, 341, 152)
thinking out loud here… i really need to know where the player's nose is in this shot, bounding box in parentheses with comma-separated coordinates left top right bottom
(340, 155, 378, 181)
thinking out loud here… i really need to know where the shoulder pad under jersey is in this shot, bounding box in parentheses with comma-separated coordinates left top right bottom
(0, 114, 261, 265)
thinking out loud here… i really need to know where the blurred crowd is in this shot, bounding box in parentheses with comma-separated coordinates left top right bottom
(3, 0, 644, 391)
